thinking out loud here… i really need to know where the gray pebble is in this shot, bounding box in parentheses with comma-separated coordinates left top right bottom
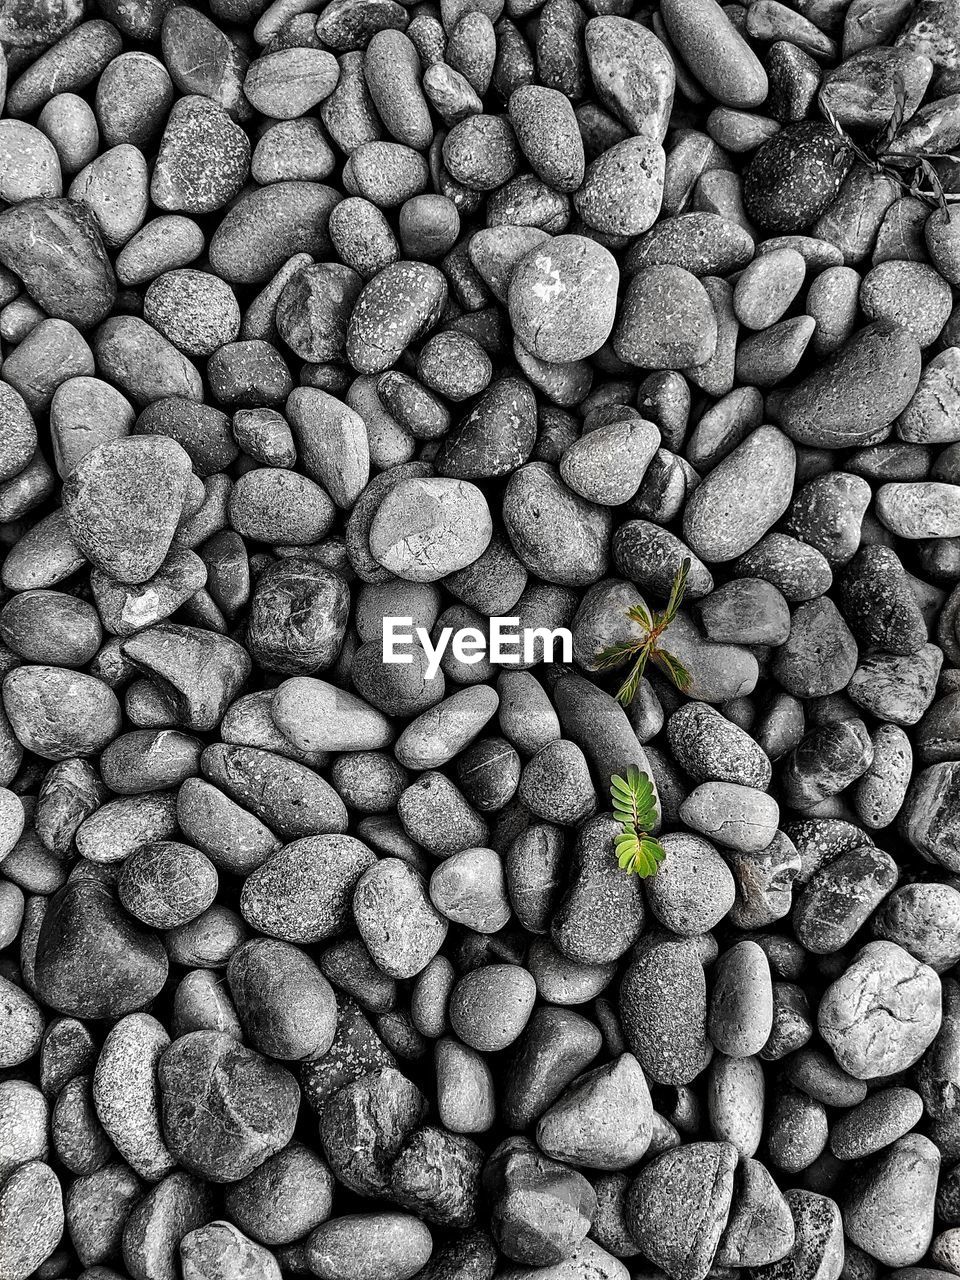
(613, 265, 717, 370)
(626, 1141, 737, 1280)
(831, 1087, 925, 1161)
(159, 1031, 299, 1183)
(536, 1053, 653, 1171)
(645, 831, 736, 935)
(620, 937, 709, 1086)
(680, 781, 779, 853)
(93, 1013, 173, 1181)
(449, 963, 536, 1052)
(843, 1134, 940, 1266)
(354, 858, 448, 979)
(819, 941, 942, 1079)
(709, 941, 773, 1057)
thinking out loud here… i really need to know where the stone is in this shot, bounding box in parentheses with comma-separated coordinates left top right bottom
(354, 858, 448, 979)
(369, 477, 492, 582)
(483, 1136, 596, 1267)
(34, 871, 168, 1020)
(613, 265, 718, 370)
(626, 1142, 737, 1280)
(318, 1067, 425, 1198)
(619, 938, 710, 1086)
(777, 322, 922, 448)
(509, 235, 619, 362)
(0, 197, 115, 329)
(158, 1031, 299, 1183)
(844, 1134, 940, 1266)
(819, 942, 942, 1079)
(660, 0, 767, 106)
(536, 1054, 653, 1170)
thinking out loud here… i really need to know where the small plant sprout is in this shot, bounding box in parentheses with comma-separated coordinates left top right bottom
(611, 765, 665, 878)
(819, 77, 960, 217)
(594, 558, 693, 707)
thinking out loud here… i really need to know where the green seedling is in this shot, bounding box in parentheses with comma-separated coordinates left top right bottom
(611, 765, 665, 878)
(594, 557, 692, 707)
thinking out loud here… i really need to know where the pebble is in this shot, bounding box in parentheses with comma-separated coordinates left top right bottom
(550, 816, 643, 963)
(508, 235, 619, 363)
(819, 942, 942, 1079)
(794, 842, 896, 951)
(627, 1141, 737, 1280)
(33, 868, 169, 1018)
(307, 1213, 432, 1280)
(680, 781, 780, 853)
(0, 197, 116, 330)
(831, 1087, 925, 1161)
(620, 938, 709, 1086)
(844, 1134, 940, 1266)
(370, 477, 492, 582)
(613, 265, 718, 370)
(241, 835, 376, 944)
(0, 1162, 64, 1280)
(158, 1031, 299, 1182)
(347, 261, 447, 374)
(484, 1135, 596, 1267)
(660, 0, 767, 106)
(626, 212, 754, 277)
(877, 482, 960, 539)
(503, 462, 611, 585)
(683, 425, 796, 562)
(873, 882, 960, 972)
(536, 1053, 652, 1170)
(645, 831, 736, 934)
(575, 137, 666, 237)
(449, 964, 536, 1052)
(778, 321, 923, 447)
(429, 846, 511, 933)
(718, 1156, 795, 1266)
(354, 858, 448, 978)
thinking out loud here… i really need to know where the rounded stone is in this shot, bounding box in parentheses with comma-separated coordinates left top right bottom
(819, 942, 942, 1080)
(613, 265, 718, 370)
(158, 1031, 300, 1183)
(353, 858, 448, 979)
(449, 964, 537, 1052)
(777, 321, 923, 449)
(508, 235, 619, 363)
(369, 478, 493, 583)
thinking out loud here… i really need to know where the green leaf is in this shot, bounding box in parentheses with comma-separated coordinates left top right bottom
(614, 648, 649, 707)
(633, 787, 658, 832)
(626, 602, 654, 631)
(594, 638, 643, 672)
(612, 827, 666, 878)
(661, 557, 691, 626)
(618, 844, 638, 872)
(609, 768, 663, 877)
(653, 646, 692, 692)
(599, 560, 697, 707)
(636, 836, 666, 877)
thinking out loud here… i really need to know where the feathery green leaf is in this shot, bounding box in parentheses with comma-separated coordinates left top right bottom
(654, 648, 692, 692)
(626, 602, 654, 630)
(609, 767, 664, 878)
(614, 649, 649, 707)
(660, 556, 691, 626)
(594, 638, 644, 671)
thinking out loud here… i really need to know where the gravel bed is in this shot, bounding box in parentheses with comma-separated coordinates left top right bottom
(0, 0, 959, 1278)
